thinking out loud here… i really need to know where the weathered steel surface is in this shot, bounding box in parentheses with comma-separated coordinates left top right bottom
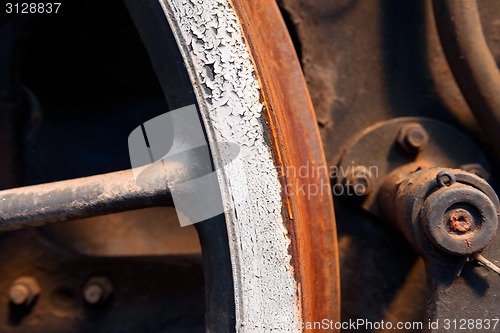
(0, 0, 227, 331)
(379, 166, 500, 333)
(279, 0, 500, 329)
(337, 117, 490, 217)
(0, 229, 205, 333)
(231, 0, 341, 329)
(0, 163, 173, 232)
(433, 0, 500, 161)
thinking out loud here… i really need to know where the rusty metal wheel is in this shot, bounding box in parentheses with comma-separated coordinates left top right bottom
(0, 0, 340, 331)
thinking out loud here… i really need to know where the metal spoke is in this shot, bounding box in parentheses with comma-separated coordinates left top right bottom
(0, 162, 172, 232)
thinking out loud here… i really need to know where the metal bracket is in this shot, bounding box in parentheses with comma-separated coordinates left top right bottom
(336, 117, 491, 217)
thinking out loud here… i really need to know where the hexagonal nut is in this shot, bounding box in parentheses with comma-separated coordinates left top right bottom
(9, 276, 41, 306)
(344, 166, 373, 197)
(397, 123, 429, 154)
(460, 163, 491, 182)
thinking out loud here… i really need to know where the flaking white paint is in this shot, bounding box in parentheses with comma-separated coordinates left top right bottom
(158, 0, 301, 331)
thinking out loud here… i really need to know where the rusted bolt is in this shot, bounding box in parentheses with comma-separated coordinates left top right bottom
(344, 166, 372, 197)
(459, 163, 491, 182)
(449, 208, 473, 233)
(83, 277, 113, 305)
(397, 123, 429, 154)
(9, 276, 41, 306)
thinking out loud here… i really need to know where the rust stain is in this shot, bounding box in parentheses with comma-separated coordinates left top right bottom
(261, 100, 294, 221)
(229, 0, 341, 331)
(449, 212, 471, 233)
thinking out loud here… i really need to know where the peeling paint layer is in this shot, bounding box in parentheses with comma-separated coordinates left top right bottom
(158, 0, 300, 331)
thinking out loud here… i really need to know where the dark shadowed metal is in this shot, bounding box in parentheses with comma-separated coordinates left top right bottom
(0, 163, 173, 232)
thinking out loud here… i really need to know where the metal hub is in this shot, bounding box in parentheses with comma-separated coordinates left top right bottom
(336, 117, 491, 217)
(421, 183, 498, 256)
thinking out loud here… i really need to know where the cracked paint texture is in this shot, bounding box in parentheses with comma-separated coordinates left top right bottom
(159, 0, 301, 331)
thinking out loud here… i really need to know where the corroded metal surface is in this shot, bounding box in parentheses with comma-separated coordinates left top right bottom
(231, 0, 341, 329)
(379, 166, 500, 333)
(0, 164, 173, 232)
(433, 0, 500, 161)
(279, 0, 500, 329)
(0, 1, 220, 331)
(337, 117, 490, 217)
(0, 230, 205, 333)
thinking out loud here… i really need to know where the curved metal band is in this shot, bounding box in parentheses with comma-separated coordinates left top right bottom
(230, 0, 341, 328)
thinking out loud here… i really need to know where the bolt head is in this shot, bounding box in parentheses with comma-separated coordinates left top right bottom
(397, 123, 429, 154)
(448, 208, 473, 233)
(8, 277, 41, 306)
(83, 277, 112, 305)
(9, 284, 30, 305)
(344, 166, 372, 197)
(83, 284, 104, 304)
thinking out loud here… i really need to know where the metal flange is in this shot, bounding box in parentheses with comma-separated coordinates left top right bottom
(336, 117, 491, 217)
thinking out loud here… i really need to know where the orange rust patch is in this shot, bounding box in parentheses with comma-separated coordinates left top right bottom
(229, 0, 340, 330)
